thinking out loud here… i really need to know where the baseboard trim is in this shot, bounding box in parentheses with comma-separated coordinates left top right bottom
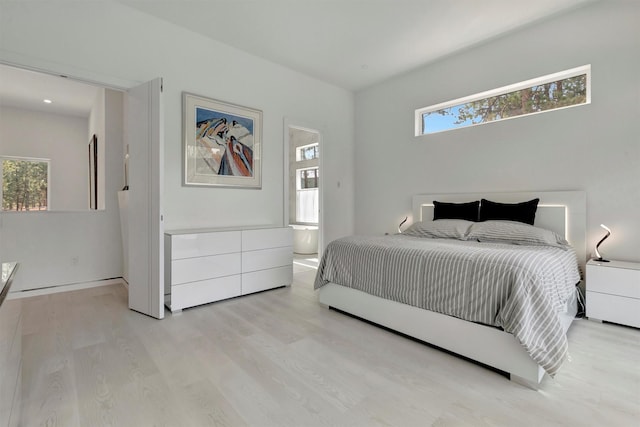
(6, 278, 125, 300)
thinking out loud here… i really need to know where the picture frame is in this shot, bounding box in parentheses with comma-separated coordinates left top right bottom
(183, 92, 262, 188)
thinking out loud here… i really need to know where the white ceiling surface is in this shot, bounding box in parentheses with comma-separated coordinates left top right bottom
(0, 64, 101, 117)
(118, 0, 595, 91)
(0, 0, 594, 116)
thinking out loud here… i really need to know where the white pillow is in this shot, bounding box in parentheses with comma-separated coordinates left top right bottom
(403, 219, 473, 240)
(467, 220, 569, 248)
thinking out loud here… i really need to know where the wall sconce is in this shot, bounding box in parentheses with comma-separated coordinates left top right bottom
(594, 224, 611, 262)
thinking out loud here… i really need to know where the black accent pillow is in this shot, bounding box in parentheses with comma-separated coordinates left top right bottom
(433, 200, 480, 222)
(479, 198, 540, 225)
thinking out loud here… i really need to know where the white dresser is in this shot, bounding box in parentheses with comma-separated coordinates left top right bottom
(164, 226, 293, 312)
(586, 259, 640, 328)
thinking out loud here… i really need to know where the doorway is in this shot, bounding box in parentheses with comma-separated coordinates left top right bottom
(0, 62, 164, 319)
(284, 122, 323, 272)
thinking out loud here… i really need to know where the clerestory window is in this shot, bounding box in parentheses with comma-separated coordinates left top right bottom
(415, 65, 590, 135)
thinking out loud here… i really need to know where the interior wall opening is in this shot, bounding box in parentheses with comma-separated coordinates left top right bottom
(287, 125, 321, 265)
(0, 62, 119, 212)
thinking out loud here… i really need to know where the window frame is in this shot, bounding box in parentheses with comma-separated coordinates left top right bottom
(295, 166, 319, 224)
(296, 142, 319, 162)
(296, 166, 319, 190)
(1, 156, 51, 212)
(415, 64, 591, 136)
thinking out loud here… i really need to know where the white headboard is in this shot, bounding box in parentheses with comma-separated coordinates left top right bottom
(412, 191, 587, 266)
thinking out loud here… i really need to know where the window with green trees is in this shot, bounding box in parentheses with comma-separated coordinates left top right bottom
(415, 65, 590, 135)
(1, 157, 50, 211)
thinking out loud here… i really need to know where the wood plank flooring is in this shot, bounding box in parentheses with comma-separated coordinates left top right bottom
(5, 265, 640, 426)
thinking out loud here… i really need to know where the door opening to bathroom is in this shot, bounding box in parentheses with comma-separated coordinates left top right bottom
(286, 124, 322, 267)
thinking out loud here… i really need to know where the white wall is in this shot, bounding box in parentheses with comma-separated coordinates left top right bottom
(0, 106, 88, 211)
(0, 90, 124, 291)
(0, 1, 354, 289)
(354, 1, 639, 263)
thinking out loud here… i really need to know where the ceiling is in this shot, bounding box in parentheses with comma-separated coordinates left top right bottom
(0, 63, 101, 118)
(119, 0, 595, 91)
(0, 0, 595, 117)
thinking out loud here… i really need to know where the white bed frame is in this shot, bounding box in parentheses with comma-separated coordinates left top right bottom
(319, 191, 586, 389)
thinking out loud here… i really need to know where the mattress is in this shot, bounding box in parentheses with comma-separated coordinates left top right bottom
(314, 234, 581, 376)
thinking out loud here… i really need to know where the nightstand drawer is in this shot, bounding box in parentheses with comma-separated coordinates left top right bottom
(586, 264, 640, 298)
(587, 291, 640, 328)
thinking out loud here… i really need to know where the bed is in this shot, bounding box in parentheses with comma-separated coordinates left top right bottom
(315, 191, 586, 389)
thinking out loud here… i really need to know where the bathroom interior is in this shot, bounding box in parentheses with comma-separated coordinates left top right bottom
(288, 126, 320, 270)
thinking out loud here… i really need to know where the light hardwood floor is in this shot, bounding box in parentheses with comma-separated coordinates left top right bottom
(6, 264, 640, 427)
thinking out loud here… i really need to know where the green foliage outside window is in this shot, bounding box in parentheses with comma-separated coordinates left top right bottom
(420, 69, 589, 135)
(2, 159, 49, 211)
(459, 75, 583, 123)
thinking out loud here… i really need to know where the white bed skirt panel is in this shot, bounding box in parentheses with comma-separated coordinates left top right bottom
(319, 282, 578, 389)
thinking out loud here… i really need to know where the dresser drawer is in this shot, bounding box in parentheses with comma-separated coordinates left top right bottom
(242, 265, 292, 295)
(170, 231, 240, 260)
(587, 291, 640, 328)
(242, 247, 293, 273)
(172, 253, 241, 285)
(242, 228, 293, 251)
(587, 264, 640, 298)
(165, 226, 294, 311)
(171, 275, 241, 311)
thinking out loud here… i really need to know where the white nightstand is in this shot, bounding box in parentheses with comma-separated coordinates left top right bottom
(586, 259, 640, 328)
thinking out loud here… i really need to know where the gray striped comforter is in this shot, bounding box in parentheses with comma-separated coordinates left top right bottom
(314, 235, 580, 376)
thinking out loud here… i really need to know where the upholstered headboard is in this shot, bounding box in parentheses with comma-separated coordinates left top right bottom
(412, 191, 587, 267)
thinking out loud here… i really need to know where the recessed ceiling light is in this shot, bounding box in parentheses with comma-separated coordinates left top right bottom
(43, 99, 52, 104)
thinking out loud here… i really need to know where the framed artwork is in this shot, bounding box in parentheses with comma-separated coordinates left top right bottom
(88, 134, 97, 209)
(183, 92, 262, 188)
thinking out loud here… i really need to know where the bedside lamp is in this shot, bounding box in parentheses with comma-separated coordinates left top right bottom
(398, 216, 408, 233)
(594, 224, 611, 262)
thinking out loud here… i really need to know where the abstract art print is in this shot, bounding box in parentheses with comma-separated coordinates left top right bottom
(183, 93, 262, 188)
